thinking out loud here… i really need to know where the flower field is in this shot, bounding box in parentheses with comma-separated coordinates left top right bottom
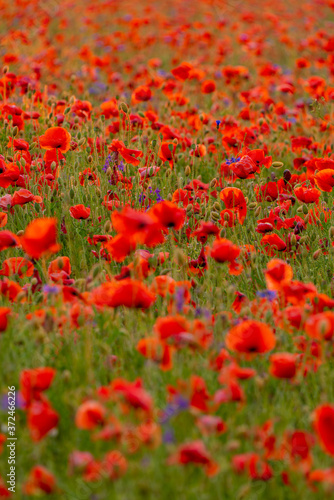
(2, 0, 334, 497)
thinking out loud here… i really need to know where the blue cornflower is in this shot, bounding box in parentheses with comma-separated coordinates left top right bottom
(256, 290, 277, 302)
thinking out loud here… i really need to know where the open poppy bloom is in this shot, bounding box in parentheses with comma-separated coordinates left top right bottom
(149, 200, 185, 230)
(210, 238, 243, 275)
(314, 405, 334, 456)
(269, 353, 298, 379)
(23, 466, 57, 495)
(220, 188, 247, 224)
(69, 204, 91, 219)
(20, 218, 60, 259)
(0, 307, 11, 332)
(92, 280, 155, 309)
(167, 440, 218, 476)
(39, 127, 71, 153)
(226, 320, 276, 354)
(108, 139, 143, 166)
(75, 400, 106, 430)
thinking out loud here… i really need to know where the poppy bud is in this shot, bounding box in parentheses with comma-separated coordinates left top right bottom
(185, 165, 191, 176)
(17, 230, 24, 236)
(290, 234, 297, 247)
(62, 370, 71, 381)
(70, 189, 75, 199)
(167, 194, 172, 201)
(31, 278, 38, 286)
(313, 249, 322, 260)
(106, 167, 112, 176)
(283, 169, 291, 182)
(12, 126, 18, 137)
(223, 212, 230, 221)
(255, 206, 261, 217)
(173, 138, 178, 145)
(302, 204, 308, 215)
(104, 221, 111, 233)
(64, 107, 71, 115)
(299, 235, 308, 245)
(210, 178, 217, 188)
(78, 138, 86, 146)
(329, 227, 334, 240)
(248, 201, 257, 209)
(119, 102, 129, 113)
(304, 214, 309, 224)
(219, 228, 226, 238)
(151, 139, 157, 147)
(186, 205, 193, 215)
(20, 158, 26, 167)
(211, 211, 220, 221)
(213, 202, 221, 211)
(3, 65, 8, 74)
(35, 203, 40, 213)
(272, 161, 284, 168)
(88, 155, 93, 163)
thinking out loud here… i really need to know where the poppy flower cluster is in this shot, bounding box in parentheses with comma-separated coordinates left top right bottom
(2, 0, 334, 498)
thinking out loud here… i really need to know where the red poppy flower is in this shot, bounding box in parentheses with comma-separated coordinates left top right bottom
(0, 257, 34, 278)
(201, 80, 216, 94)
(171, 62, 193, 80)
(314, 405, 334, 456)
(265, 259, 293, 290)
(210, 238, 243, 275)
(159, 141, 176, 168)
(0, 231, 19, 252)
(20, 218, 60, 259)
(20, 367, 56, 404)
(23, 466, 57, 495)
(294, 185, 321, 204)
(39, 127, 71, 153)
(149, 200, 185, 230)
(27, 400, 59, 441)
(92, 280, 155, 309)
(69, 204, 91, 219)
(269, 353, 298, 379)
(168, 440, 218, 476)
(108, 139, 143, 166)
(314, 169, 334, 192)
(75, 400, 106, 430)
(226, 320, 276, 354)
(0, 212, 7, 227)
(220, 187, 247, 224)
(0, 307, 11, 332)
